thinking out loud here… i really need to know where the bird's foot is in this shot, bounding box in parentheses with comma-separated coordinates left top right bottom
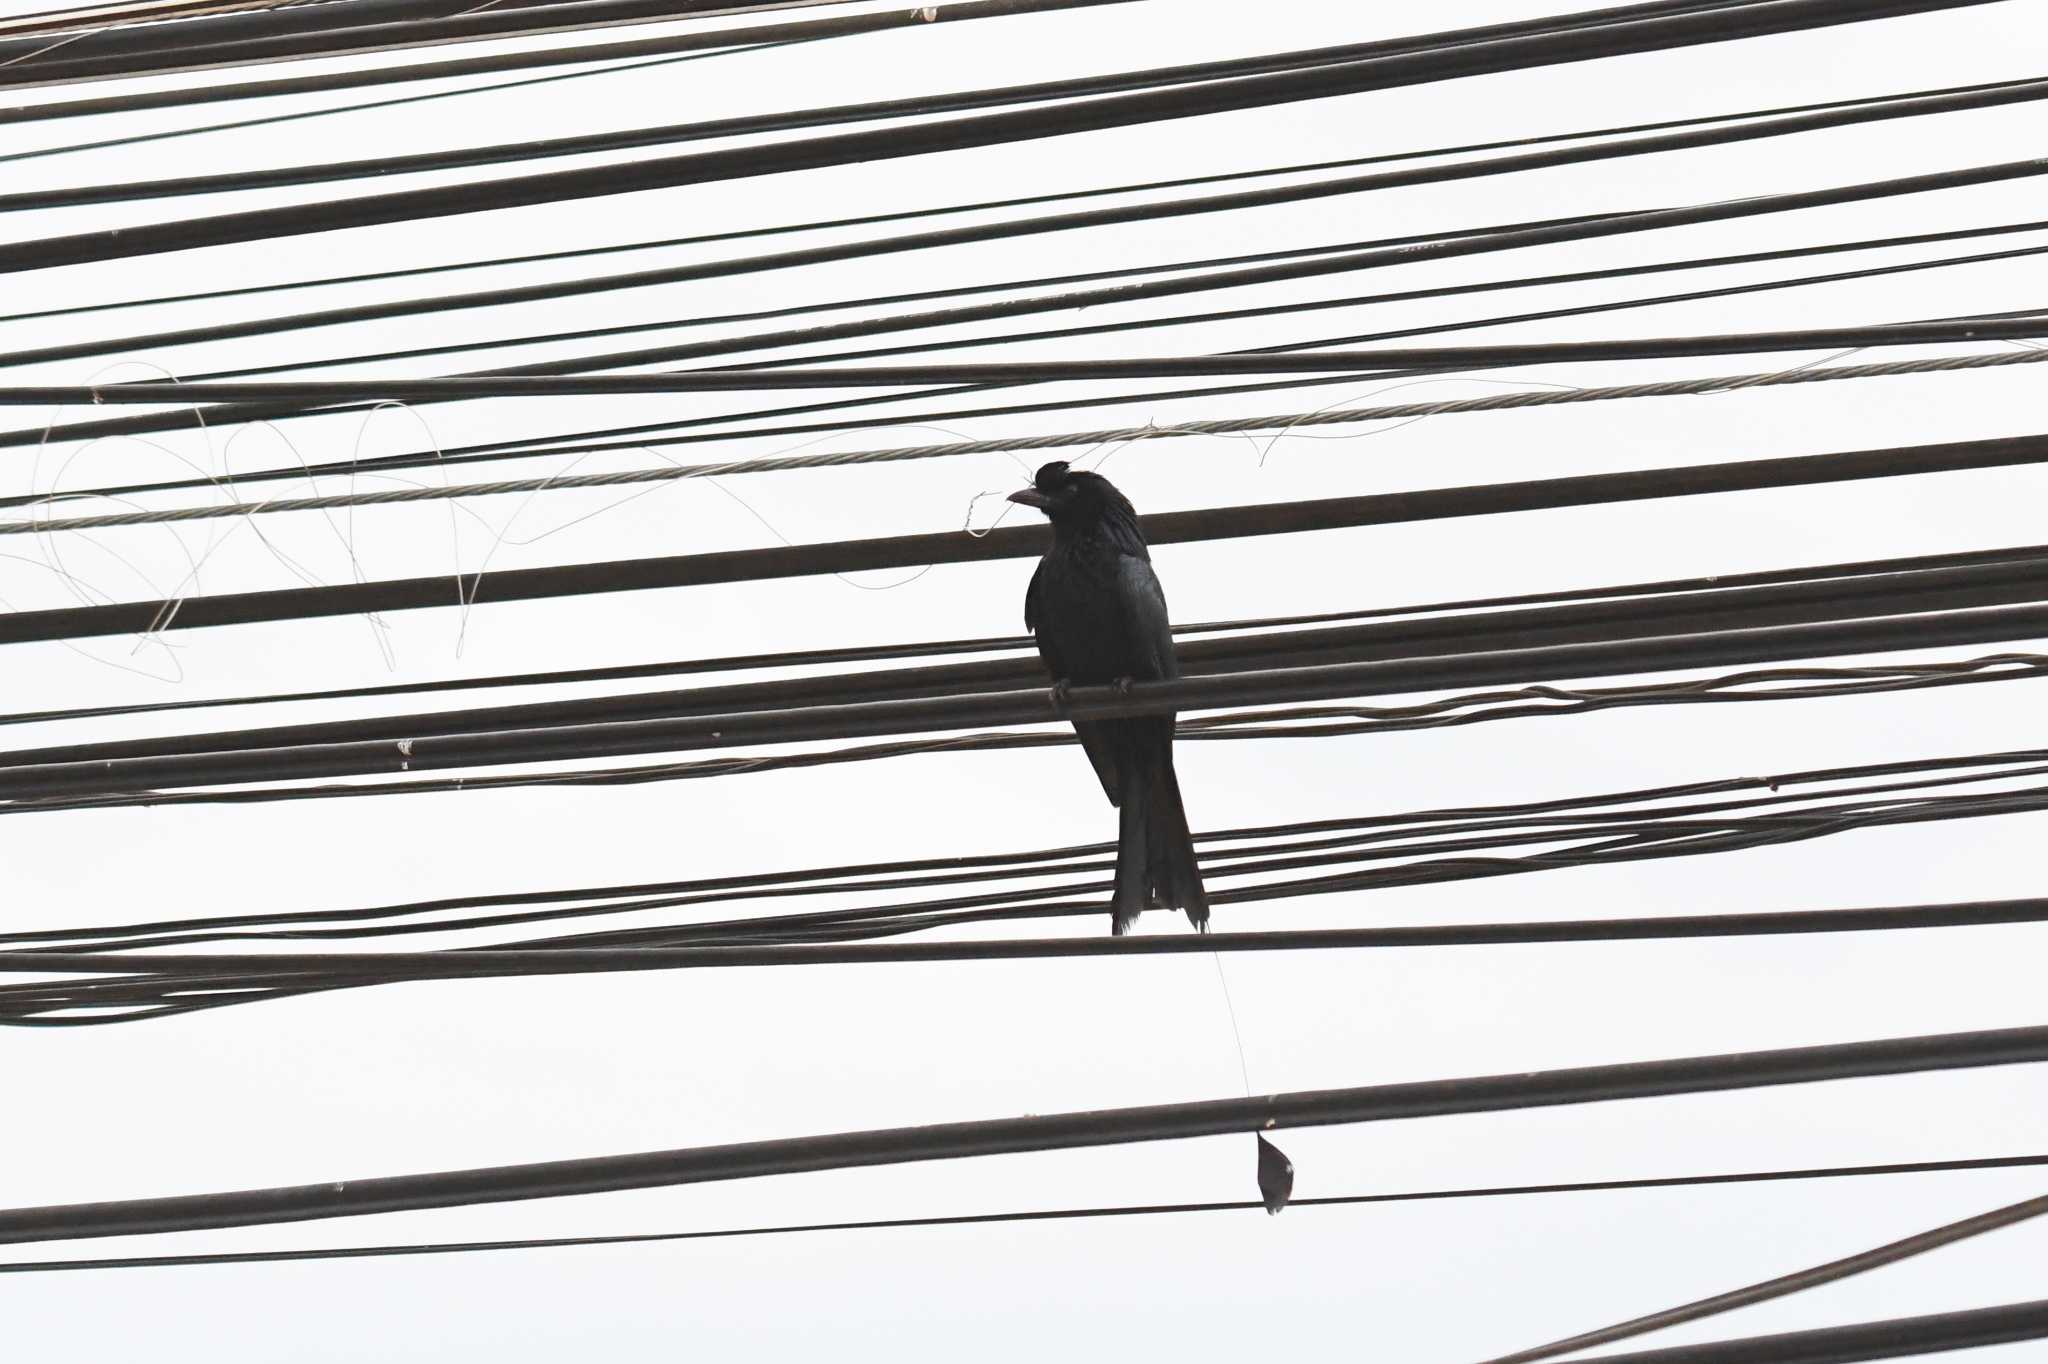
(1048, 678, 1073, 710)
(1111, 675, 1135, 696)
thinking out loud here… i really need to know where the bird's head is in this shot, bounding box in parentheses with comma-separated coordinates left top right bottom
(1006, 461, 1140, 534)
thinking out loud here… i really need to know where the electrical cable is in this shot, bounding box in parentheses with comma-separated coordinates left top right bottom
(0, 0, 1994, 274)
(0, 0, 878, 87)
(0, 7, 1811, 208)
(24, 348, 2048, 533)
(0, 1021, 2043, 1240)
(15, 316, 2048, 410)
(0, 40, 804, 170)
(1558, 1297, 2048, 1364)
(3, 1152, 2046, 1274)
(9, 741, 2045, 983)
(0, 0, 1144, 122)
(18, 152, 2048, 458)
(1485, 1189, 2048, 1362)
(8, 536, 2041, 727)
(185, 213, 2048, 385)
(3, 425, 2043, 645)
(24, 68, 2044, 329)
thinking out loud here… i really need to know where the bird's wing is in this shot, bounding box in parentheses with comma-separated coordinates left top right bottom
(1027, 557, 1122, 805)
(1116, 552, 1180, 682)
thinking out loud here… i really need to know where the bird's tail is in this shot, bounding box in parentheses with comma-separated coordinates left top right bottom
(1112, 724, 1208, 934)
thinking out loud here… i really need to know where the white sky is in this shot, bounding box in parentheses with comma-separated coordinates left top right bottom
(4, 0, 2048, 1358)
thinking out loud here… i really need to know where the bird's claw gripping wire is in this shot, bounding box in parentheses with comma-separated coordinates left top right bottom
(1048, 678, 1073, 710)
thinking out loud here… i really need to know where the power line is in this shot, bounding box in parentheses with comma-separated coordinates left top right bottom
(0, 0, 876, 87)
(0, 0, 1995, 274)
(19, 349, 2048, 534)
(23, 70, 2041, 332)
(11, 319, 2048, 410)
(188, 213, 2048, 386)
(7, 537, 2039, 726)
(1487, 1189, 2048, 1362)
(13, 742, 2046, 998)
(5, 425, 2044, 646)
(0, 7, 1806, 209)
(18, 154, 2048, 456)
(0, 40, 802, 170)
(0, 0, 1138, 122)
(1572, 1297, 2048, 1364)
(0, 1021, 2044, 1243)
(2, 1151, 2045, 1274)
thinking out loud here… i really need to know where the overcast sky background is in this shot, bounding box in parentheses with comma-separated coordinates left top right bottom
(3, 0, 2048, 1358)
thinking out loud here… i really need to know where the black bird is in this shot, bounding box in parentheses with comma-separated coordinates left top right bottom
(1009, 461, 1208, 935)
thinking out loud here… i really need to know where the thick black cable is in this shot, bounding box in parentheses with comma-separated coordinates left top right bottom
(16, 317, 2048, 406)
(18, 147, 2048, 458)
(1488, 1189, 2048, 1362)
(11, 744, 2043, 968)
(20, 69, 2039, 337)
(1568, 1298, 2048, 1364)
(0, 7, 1794, 209)
(186, 217, 2048, 387)
(0, 1022, 2043, 1242)
(23, 534, 2048, 768)
(2, 427, 2041, 646)
(8, 538, 2039, 727)
(4, 75, 2030, 395)
(14, 756, 2048, 1018)
(4, 1153, 2047, 1274)
(10, 592, 2048, 802)
(0, 0, 1995, 273)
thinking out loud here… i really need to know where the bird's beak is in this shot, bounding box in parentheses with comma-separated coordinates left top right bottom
(1007, 488, 1053, 510)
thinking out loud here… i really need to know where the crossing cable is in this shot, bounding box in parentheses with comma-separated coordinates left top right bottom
(186, 211, 2048, 386)
(8, 7, 2023, 212)
(1552, 1298, 2048, 1364)
(9, 744, 2045, 976)
(10, 591, 2048, 804)
(0, 0, 1999, 274)
(1485, 1190, 2048, 1362)
(0, 0, 1718, 89)
(0, 2, 1801, 209)
(17, 155, 2048, 458)
(1, 39, 804, 171)
(0, 0, 1186, 121)
(8, 538, 2042, 727)
(11, 755, 2048, 1026)
(1, 1152, 2045, 1274)
(18, 71, 2043, 330)
(14, 75, 2046, 386)
(4, 425, 2045, 646)
(4, 98, 2026, 408)
(20, 349, 2048, 535)
(0, 0, 881, 87)
(16, 318, 2048, 410)
(0, 1023, 2043, 1242)
(23, 530, 2048, 767)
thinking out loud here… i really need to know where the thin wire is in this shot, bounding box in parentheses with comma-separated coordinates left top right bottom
(3, 1153, 2044, 1274)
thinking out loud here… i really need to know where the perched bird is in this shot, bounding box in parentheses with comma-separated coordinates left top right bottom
(1009, 460, 1208, 934)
